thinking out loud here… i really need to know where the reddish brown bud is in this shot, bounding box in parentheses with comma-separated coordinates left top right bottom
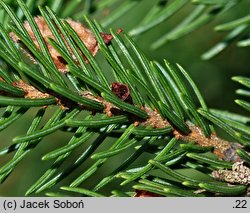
(101, 32, 113, 44)
(134, 190, 162, 197)
(111, 82, 132, 104)
(116, 28, 123, 34)
(10, 16, 98, 73)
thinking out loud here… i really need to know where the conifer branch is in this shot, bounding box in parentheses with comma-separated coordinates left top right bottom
(0, 0, 249, 197)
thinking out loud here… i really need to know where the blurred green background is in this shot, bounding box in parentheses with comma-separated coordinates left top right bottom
(0, 0, 249, 196)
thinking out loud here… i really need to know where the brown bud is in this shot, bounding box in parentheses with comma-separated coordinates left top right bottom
(100, 32, 113, 44)
(116, 28, 123, 34)
(111, 82, 132, 104)
(134, 190, 162, 197)
(10, 16, 98, 73)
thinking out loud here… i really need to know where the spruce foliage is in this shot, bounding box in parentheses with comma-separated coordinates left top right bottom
(0, 0, 249, 196)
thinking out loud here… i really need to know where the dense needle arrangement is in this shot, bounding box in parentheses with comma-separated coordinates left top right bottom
(0, 0, 249, 196)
